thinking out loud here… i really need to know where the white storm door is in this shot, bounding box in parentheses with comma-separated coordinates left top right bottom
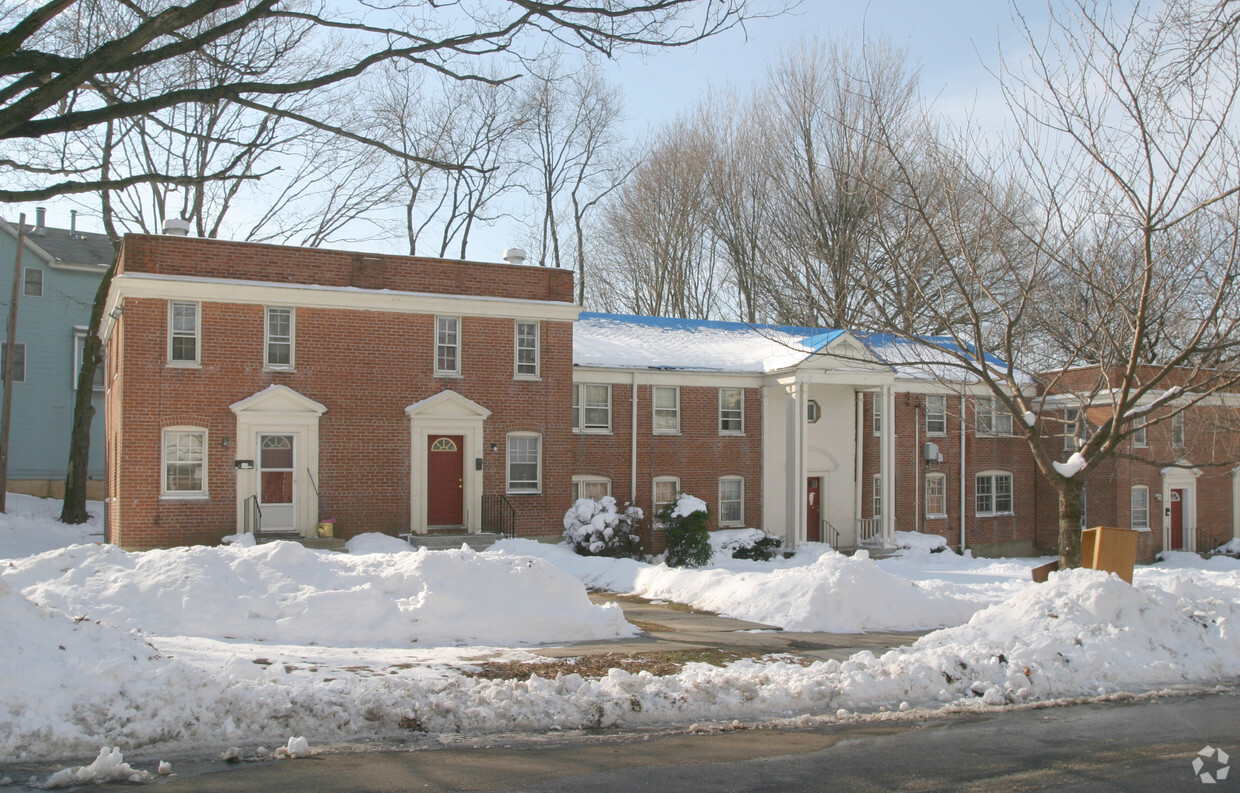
(258, 434, 296, 532)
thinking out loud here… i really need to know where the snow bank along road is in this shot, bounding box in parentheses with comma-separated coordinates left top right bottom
(0, 498, 1238, 784)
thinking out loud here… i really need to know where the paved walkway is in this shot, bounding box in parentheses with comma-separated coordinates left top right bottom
(534, 592, 928, 662)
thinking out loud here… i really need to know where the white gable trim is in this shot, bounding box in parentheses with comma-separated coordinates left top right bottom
(230, 384, 327, 416)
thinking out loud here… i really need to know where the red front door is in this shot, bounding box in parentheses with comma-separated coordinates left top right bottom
(1169, 488, 1185, 550)
(807, 477, 821, 542)
(427, 435, 464, 526)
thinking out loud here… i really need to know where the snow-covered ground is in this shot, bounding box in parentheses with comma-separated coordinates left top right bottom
(2, 494, 1239, 785)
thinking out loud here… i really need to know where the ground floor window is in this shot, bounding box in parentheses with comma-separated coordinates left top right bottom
(719, 477, 744, 526)
(572, 475, 611, 501)
(163, 428, 206, 496)
(653, 476, 680, 522)
(1131, 485, 1150, 529)
(926, 473, 946, 517)
(506, 433, 541, 493)
(976, 471, 1013, 515)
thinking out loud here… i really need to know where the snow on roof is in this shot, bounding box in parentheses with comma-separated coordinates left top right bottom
(573, 312, 839, 373)
(860, 333, 1034, 385)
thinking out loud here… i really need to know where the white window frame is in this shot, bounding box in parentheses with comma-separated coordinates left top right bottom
(435, 315, 461, 377)
(719, 477, 744, 526)
(1132, 414, 1147, 448)
(23, 267, 42, 297)
(653, 386, 680, 434)
(653, 476, 680, 523)
(1, 341, 25, 383)
(976, 398, 1012, 436)
(572, 383, 612, 433)
(264, 306, 294, 371)
(162, 427, 207, 498)
(168, 300, 200, 366)
(719, 388, 744, 434)
(807, 399, 821, 423)
(506, 432, 541, 494)
(1171, 412, 1185, 448)
(872, 474, 882, 518)
(976, 470, 1014, 516)
(572, 475, 612, 502)
(1131, 485, 1150, 530)
(925, 394, 947, 436)
(514, 320, 539, 379)
(1064, 407, 1080, 451)
(872, 392, 882, 435)
(73, 327, 104, 391)
(925, 473, 947, 518)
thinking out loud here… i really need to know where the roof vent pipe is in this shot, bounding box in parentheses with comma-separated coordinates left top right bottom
(163, 218, 191, 236)
(34, 207, 46, 235)
(70, 209, 77, 237)
(502, 247, 526, 266)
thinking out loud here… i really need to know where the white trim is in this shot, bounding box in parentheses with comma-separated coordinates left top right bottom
(925, 472, 947, 518)
(925, 394, 947, 436)
(573, 383, 612, 433)
(975, 469, 1014, 516)
(652, 476, 681, 523)
(22, 266, 43, 297)
(719, 476, 744, 526)
(719, 387, 744, 435)
(1161, 466, 1200, 552)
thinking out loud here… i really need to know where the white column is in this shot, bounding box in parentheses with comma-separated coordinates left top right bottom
(786, 380, 806, 550)
(881, 384, 896, 547)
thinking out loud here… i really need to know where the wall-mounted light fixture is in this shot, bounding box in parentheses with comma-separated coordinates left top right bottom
(490, 443, 498, 451)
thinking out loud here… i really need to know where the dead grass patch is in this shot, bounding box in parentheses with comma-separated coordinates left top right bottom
(463, 649, 754, 680)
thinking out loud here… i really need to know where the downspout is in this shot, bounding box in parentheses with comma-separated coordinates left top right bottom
(631, 373, 638, 504)
(914, 399, 920, 534)
(960, 394, 968, 552)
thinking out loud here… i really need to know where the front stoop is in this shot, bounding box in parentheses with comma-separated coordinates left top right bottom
(405, 532, 502, 552)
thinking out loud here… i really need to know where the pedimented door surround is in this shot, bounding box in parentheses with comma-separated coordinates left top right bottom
(406, 390, 491, 534)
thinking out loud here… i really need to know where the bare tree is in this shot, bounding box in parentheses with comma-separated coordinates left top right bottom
(866, 0, 1240, 568)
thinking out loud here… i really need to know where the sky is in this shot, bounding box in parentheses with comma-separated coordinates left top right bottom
(5, 1, 1039, 263)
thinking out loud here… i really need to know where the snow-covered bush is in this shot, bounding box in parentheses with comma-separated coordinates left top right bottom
(658, 493, 711, 568)
(562, 497, 644, 559)
(715, 528, 784, 561)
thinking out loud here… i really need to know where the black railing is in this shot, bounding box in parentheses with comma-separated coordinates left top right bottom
(820, 519, 840, 548)
(482, 494, 516, 539)
(243, 495, 262, 539)
(1198, 526, 1232, 555)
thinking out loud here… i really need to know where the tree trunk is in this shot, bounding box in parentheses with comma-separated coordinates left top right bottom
(1057, 475, 1085, 570)
(60, 248, 120, 525)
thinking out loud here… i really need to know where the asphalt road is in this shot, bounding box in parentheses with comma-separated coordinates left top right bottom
(145, 686, 1240, 793)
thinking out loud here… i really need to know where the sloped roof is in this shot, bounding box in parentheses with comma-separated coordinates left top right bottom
(2, 220, 112, 267)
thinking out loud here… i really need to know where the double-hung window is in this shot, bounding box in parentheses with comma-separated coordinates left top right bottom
(435, 316, 460, 376)
(265, 307, 294, 370)
(572, 384, 611, 432)
(1064, 407, 1080, 451)
(23, 267, 42, 297)
(163, 428, 206, 496)
(872, 474, 882, 518)
(976, 471, 1013, 515)
(925, 473, 946, 517)
(872, 393, 882, 435)
(515, 321, 539, 378)
(653, 386, 680, 434)
(653, 476, 680, 523)
(506, 433, 541, 493)
(719, 477, 744, 526)
(169, 301, 200, 365)
(925, 394, 946, 435)
(1171, 412, 1185, 448)
(719, 388, 744, 434)
(572, 475, 611, 501)
(1, 342, 25, 383)
(1131, 486, 1150, 530)
(1132, 415, 1147, 448)
(976, 398, 1012, 436)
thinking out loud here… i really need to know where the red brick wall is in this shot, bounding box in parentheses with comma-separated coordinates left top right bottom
(108, 296, 574, 549)
(569, 381, 763, 552)
(118, 235, 574, 303)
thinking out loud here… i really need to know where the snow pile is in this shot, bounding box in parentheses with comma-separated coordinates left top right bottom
(2, 541, 633, 647)
(1214, 538, 1240, 556)
(562, 497, 643, 557)
(42, 747, 152, 789)
(498, 540, 978, 632)
(671, 493, 708, 518)
(0, 494, 102, 560)
(893, 531, 948, 553)
(346, 532, 415, 555)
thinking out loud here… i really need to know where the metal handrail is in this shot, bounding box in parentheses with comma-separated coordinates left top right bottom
(820, 519, 840, 548)
(482, 494, 516, 539)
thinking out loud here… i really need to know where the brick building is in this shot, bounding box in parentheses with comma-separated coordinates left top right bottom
(100, 234, 1240, 558)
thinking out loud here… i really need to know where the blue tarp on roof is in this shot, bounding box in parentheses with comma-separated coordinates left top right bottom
(578, 312, 846, 351)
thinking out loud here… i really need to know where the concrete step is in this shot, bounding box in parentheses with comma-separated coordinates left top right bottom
(405, 532, 502, 552)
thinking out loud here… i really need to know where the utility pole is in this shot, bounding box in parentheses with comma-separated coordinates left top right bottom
(0, 213, 24, 513)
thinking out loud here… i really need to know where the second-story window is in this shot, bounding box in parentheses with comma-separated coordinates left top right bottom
(1132, 414, 1147, 448)
(572, 383, 611, 433)
(719, 388, 744, 434)
(1171, 412, 1185, 448)
(925, 394, 946, 435)
(169, 301, 199, 365)
(23, 267, 42, 297)
(653, 386, 680, 434)
(976, 397, 1012, 436)
(515, 321, 538, 378)
(265, 307, 294, 370)
(435, 316, 460, 376)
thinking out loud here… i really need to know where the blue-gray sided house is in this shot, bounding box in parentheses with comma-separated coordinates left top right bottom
(0, 210, 111, 498)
